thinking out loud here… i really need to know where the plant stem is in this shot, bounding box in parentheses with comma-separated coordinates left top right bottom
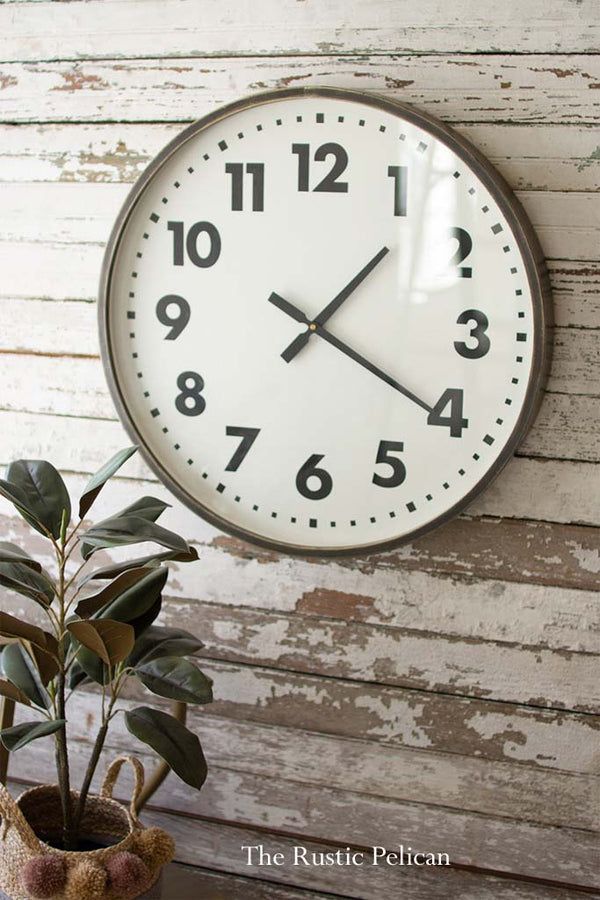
(0, 697, 15, 786)
(53, 534, 76, 850)
(73, 692, 115, 835)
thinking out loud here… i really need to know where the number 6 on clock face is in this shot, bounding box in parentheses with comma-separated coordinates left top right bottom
(100, 87, 550, 556)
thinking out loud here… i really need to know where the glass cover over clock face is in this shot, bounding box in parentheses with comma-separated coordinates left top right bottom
(103, 89, 544, 555)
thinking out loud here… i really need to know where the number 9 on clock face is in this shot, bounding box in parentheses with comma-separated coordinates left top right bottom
(100, 87, 549, 556)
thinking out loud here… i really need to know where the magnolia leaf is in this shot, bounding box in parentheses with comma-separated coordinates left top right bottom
(130, 596, 163, 639)
(0, 560, 54, 608)
(75, 567, 155, 619)
(95, 567, 168, 625)
(68, 659, 91, 690)
(79, 517, 190, 561)
(128, 626, 203, 666)
(3, 460, 70, 539)
(80, 546, 199, 585)
(68, 619, 135, 667)
(125, 706, 207, 790)
(0, 719, 65, 752)
(0, 542, 42, 572)
(136, 657, 213, 705)
(0, 678, 31, 707)
(2, 643, 50, 709)
(79, 446, 138, 519)
(115, 496, 171, 522)
(0, 611, 58, 657)
(79, 496, 171, 559)
(27, 644, 59, 685)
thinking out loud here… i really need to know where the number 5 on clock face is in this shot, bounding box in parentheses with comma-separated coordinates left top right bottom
(101, 88, 550, 556)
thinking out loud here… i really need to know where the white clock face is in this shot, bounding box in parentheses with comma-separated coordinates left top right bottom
(103, 89, 546, 555)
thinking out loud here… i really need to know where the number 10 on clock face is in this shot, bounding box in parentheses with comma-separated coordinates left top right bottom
(103, 89, 542, 555)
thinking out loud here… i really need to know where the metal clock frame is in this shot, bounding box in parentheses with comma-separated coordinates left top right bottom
(98, 86, 553, 558)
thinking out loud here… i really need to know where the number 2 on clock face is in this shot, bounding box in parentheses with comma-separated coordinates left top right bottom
(104, 89, 540, 554)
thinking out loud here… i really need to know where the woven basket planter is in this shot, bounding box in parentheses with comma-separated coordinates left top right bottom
(0, 756, 175, 900)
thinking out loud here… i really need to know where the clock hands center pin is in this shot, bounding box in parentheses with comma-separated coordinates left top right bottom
(280, 245, 390, 363)
(267, 292, 432, 414)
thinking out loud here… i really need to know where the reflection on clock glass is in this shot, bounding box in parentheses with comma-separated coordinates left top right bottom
(105, 91, 538, 553)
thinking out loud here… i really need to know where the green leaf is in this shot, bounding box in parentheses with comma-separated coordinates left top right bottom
(79, 496, 171, 559)
(80, 516, 189, 561)
(0, 678, 31, 707)
(0, 719, 65, 752)
(78, 446, 138, 518)
(0, 542, 42, 572)
(75, 567, 156, 618)
(3, 460, 71, 539)
(2, 643, 50, 709)
(125, 706, 207, 790)
(136, 657, 213, 705)
(68, 660, 90, 691)
(0, 611, 58, 657)
(130, 596, 163, 639)
(0, 560, 54, 608)
(128, 626, 203, 666)
(80, 546, 199, 585)
(68, 619, 135, 667)
(93, 567, 168, 624)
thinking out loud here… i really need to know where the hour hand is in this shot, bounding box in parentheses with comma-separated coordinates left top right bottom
(268, 292, 309, 325)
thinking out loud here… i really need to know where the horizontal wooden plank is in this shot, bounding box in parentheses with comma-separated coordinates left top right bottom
(129, 811, 600, 899)
(55, 695, 600, 831)
(1, 123, 599, 192)
(1, 179, 599, 261)
(198, 661, 600, 775)
(5, 782, 590, 900)
(1, 0, 598, 59)
(7, 730, 600, 888)
(1, 352, 597, 463)
(144, 863, 331, 900)
(0, 409, 598, 526)
(0, 55, 599, 125)
(161, 600, 600, 712)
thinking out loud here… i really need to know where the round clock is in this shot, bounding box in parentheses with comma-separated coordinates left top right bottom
(99, 87, 551, 557)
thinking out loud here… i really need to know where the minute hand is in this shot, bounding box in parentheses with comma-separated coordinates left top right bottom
(282, 245, 389, 363)
(315, 324, 432, 414)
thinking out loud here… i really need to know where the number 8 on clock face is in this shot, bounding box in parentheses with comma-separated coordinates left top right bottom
(100, 87, 550, 556)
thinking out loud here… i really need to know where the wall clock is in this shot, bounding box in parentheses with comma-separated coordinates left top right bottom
(99, 87, 551, 557)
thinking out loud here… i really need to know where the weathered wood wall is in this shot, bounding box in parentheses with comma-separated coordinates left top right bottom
(0, 2, 599, 897)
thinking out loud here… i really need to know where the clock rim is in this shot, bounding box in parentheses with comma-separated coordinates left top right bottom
(98, 85, 553, 559)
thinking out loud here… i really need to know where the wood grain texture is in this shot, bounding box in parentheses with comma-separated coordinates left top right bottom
(6, 732, 600, 888)
(0, 55, 599, 125)
(1, 0, 599, 59)
(0, 1, 598, 892)
(21, 692, 599, 831)
(2, 123, 599, 191)
(5, 779, 593, 900)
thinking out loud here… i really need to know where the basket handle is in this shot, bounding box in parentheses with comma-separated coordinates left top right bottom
(0, 781, 41, 851)
(100, 756, 145, 827)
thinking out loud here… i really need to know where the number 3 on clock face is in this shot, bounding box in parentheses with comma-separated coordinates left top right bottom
(101, 87, 550, 556)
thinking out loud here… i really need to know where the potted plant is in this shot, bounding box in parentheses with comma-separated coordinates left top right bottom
(0, 448, 211, 900)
